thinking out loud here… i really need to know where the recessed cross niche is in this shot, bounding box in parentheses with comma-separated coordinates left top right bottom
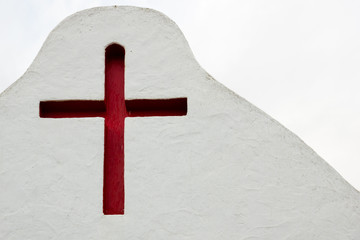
(40, 44, 187, 215)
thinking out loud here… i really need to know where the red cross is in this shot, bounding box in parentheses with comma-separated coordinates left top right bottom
(40, 44, 187, 215)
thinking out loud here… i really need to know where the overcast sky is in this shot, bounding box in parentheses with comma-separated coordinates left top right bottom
(1, 0, 360, 190)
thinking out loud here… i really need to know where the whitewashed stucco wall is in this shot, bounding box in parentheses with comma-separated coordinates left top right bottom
(0, 6, 360, 239)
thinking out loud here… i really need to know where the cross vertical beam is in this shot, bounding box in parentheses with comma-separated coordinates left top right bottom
(104, 45, 126, 214)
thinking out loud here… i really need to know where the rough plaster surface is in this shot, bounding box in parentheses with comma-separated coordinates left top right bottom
(1, 6, 360, 239)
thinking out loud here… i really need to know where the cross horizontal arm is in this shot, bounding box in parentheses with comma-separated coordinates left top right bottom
(126, 98, 187, 117)
(40, 100, 106, 118)
(40, 98, 188, 118)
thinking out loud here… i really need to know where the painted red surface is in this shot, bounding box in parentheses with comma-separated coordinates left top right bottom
(40, 44, 187, 215)
(40, 100, 105, 118)
(104, 44, 127, 215)
(126, 98, 187, 117)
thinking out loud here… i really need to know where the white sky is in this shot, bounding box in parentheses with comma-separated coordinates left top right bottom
(1, 0, 360, 190)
